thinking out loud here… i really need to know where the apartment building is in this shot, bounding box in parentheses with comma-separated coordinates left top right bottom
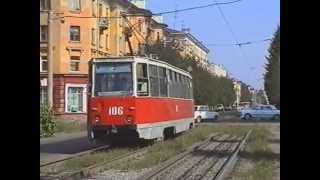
(165, 28, 210, 68)
(208, 63, 227, 77)
(40, 0, 168, 121)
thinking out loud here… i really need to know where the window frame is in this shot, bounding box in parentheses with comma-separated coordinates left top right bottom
(40, 0, 50, 10)
(69, 0, 81, 12)
(70, 56, 80, 72)
(92, 0, 96, 16)
(40, 55, 48, 72)
(70, 26, 81, 42)
(91, 28, 96, 45)
(40, 86, 48, 105)
(40, 25, 48, 42)
(65, 84, 87, 113)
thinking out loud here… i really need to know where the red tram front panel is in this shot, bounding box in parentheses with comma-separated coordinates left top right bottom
(89, 97, 193, 127)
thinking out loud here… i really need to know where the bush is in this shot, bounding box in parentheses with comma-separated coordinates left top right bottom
(40, 104, 56, 137)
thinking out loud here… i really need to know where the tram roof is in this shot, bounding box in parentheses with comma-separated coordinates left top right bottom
(91, 56, 192, 78)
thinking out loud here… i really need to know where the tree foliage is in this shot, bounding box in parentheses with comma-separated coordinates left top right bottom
(264, 26, 280, 107)
(40, 104, 56, 137)
(146, 42, 236, 106)
(240, 82, 252, 102)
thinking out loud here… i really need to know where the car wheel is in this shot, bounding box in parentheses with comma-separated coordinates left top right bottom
(244, 114, 251, 120)
(273, 115, 280, 121)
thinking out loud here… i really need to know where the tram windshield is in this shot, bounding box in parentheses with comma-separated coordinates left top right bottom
(94, 62, 133, 96)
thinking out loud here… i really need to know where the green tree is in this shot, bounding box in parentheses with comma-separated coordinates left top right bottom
(240, 82, 252, 102)
(264, 26, 280, 108)
(146, 41, 236, 106)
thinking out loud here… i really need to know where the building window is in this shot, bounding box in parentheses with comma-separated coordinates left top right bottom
(40, 86, 48, 105)
(105, 34, 109, 50)
(91, 28, 96, 45)
(70, 56, 80, 72)
(40, 56, 48, 72)
(99, 31, 103, 48)
(92, 0, 96, 16)
(70, 26, 80, 42)
(99, 3, 102, 17)
(40, 25, 48, 42)
(66, 85, 86, 113)
(69, 0, 81, 11)
(106, 8, 109, 17)
(138, 19, 142, 32)
(40, 0, 50, 10)
(157, 32, 160, 41)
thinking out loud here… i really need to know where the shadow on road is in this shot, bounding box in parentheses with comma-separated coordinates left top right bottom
(40, 136, 103, 154)
(40, 136, 153, 154)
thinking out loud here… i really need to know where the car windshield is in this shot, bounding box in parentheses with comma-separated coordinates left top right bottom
(94, 62, 133, 96)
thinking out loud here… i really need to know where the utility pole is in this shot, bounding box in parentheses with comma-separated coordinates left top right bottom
(47, 11, 54, 108)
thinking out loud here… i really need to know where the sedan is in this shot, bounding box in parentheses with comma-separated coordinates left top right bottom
(240, 105, 280, 120)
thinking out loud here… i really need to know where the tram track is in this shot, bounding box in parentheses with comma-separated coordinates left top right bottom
(40, 131, 220, 180)
(138, 130, 252, 180)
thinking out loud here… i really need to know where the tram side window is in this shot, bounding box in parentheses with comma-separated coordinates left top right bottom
(158, 66, 168, 97)
(136, 63, 148, 96)
(149, 65, 159, 96)
(189, 78, 193, 99)
(182, 75, 187, 99)
(177, 73, 182, 98)
(167, 69, 172, 97)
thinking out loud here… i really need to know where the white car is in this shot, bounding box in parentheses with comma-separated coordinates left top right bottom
(215, 104, 224, 112)
(194, 105, 219, 123)
(240, 105, 280, 120)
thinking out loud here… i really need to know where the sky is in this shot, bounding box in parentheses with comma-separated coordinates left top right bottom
(144, 0, 279, 89)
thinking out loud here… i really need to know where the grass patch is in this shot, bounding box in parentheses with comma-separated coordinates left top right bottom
(108, 125, 249, 170)
(229, 126, 276, 180)
(55, 120, 87, 133)
(63, 148, 131, 171)
(230, 160, 275, 180)
(41, 148, 133, 175)
(246, 127, 271, 153)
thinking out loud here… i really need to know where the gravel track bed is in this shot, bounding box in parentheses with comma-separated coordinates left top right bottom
(149, 135, 229, 180)
(182, 136, 239, 180)
(150, 134, 241, 180)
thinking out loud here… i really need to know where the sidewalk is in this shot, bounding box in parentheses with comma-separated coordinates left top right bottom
(40, 131, 87, 145)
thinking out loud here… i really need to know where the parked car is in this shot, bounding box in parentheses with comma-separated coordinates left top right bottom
(215, 104, 225, 112)
(225, 106, 232, 111)
(240, 105, 280, 120)
(194, 105, 219, 123)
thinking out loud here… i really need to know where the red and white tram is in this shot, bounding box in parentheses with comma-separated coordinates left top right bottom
(87, 56, 194, 141)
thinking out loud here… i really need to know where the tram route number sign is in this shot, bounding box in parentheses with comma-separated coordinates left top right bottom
(108, 106, 124, 116)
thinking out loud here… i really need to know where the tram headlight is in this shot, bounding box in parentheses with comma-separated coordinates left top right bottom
(126, 115, 134, 124)
(95, 116, 100, 123)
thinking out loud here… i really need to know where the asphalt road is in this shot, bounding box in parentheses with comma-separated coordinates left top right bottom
(40, 131, 104, 165)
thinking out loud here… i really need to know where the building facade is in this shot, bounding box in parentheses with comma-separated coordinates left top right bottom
(208, 63, 227, 77)
(233, 80, 241, 107)
(165, 28, 210, 68)
(40, 0, 168, 121)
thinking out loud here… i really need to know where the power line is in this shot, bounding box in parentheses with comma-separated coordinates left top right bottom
(153, 0, 243, 16)
(213, 0, 256, 86)
(50, 0, 243, 20)
(205, 38, 272, 46)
